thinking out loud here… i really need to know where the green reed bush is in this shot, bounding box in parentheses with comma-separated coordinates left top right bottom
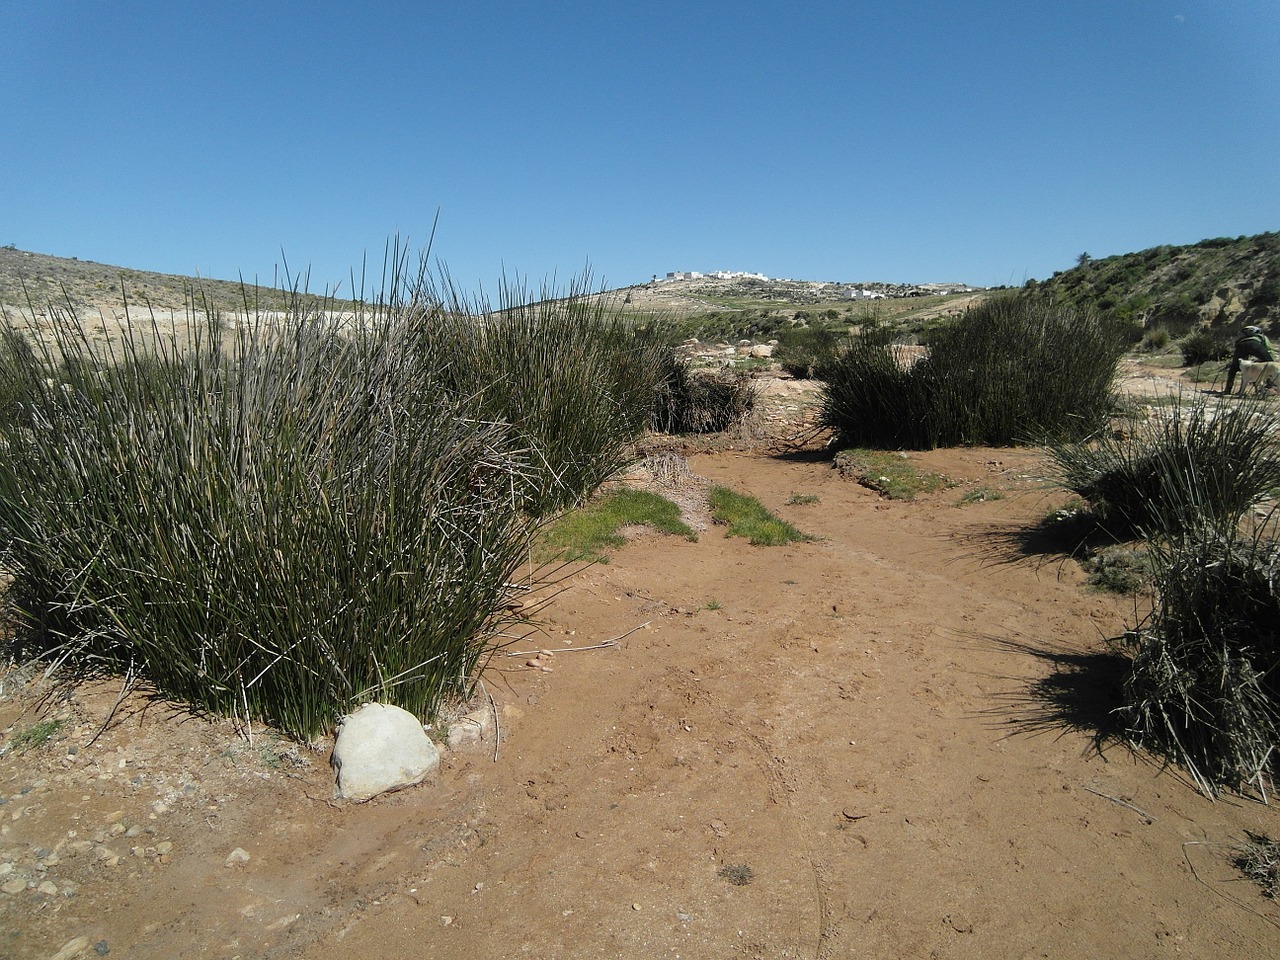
(0, 303, 536, 740)
(775, 327, 844, 379)
(820, 295, 1124, 449)
(1051, 395, 1280, 538)
(417, 272, 674, 513)
(1120, 530, 1280, 796)
(648, 352, 758, 434)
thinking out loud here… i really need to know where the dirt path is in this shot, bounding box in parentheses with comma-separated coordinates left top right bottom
(3, 368, 1280, 958)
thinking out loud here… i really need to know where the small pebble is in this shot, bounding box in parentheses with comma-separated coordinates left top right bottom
(225, 847, 250, 866)
(94, 940, 110, 956)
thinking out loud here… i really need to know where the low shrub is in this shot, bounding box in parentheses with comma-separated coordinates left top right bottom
(0, 309, 536, 740)
(1179, 328, 1231, 366)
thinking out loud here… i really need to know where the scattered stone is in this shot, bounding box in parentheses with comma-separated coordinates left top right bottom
(94, 941, 110, 956)
(37, 880, 58, 896)
(2, 877, 27, 894)
(225, 847, 250, 867)
(332, 703, 440, 802)
(155, 841, 173, 856)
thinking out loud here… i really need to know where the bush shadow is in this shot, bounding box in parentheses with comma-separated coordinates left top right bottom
(979, 636, 1132, 753)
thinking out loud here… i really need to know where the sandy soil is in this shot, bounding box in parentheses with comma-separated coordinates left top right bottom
(2, 363, 1278, 960)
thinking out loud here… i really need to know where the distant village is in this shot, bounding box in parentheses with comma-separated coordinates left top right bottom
(653, 270, 978, 299)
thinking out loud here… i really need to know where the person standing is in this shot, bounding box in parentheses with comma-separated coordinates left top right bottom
(1223, 325, 1275, 394)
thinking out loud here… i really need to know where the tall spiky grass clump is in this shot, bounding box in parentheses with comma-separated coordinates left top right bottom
(422, 273, 675, 513)
(1050, 395, 1280, 538)
(820, 295, 1125, 449)
(1120, 530, 1280, 797)
(0, 298, 542, 740)
(648, 351, 758, 434)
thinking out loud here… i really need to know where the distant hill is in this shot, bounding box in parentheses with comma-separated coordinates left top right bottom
(0, 246, 352, 317)
(1031, 231, 1280, 331)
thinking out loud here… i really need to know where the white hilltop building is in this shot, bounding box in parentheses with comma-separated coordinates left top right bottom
(841, 287, 887, 300)
(661, 270, 769, 282)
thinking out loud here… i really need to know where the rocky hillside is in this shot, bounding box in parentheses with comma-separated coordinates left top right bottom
(1031, 231, 1280, 331)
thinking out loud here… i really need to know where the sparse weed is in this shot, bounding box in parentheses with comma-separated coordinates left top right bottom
(785, 493, 821, 505)
(1233, 831, 1280, 899)
(7, 718, 64, 751)
(834, 449, 950, 501)
(957, 485, 1004, 505)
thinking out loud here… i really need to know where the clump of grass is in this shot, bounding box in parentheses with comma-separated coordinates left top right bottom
(785, 493, 821, 506)
(535, 489, 696, 563)
(0, 261, 674, 740)
(1233, 831, 1280, 899)
(774, 327, 843, 379)
(717, 863, 754, 886)
(1083, 545, 1149, 594)
(1050, 395, 1280, 538)
(957, 485, 1005, 505)
(834, 449, 950, 500)
(820, 294, 1124, 449)
(1119, 530, 1280, 796)
(708, 486, 812, 546)
(6, 718, 64, 752)
(649, 354, 758, 434)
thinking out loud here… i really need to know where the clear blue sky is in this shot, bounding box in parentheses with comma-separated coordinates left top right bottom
(2, 1, 1277, 294)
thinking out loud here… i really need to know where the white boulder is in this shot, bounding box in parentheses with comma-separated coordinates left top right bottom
(332, 702, 439, 802)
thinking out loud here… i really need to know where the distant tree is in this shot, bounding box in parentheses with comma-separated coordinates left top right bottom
(1077, 252, 1093, 268)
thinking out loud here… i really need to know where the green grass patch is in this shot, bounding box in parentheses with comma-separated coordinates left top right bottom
(834, 449, 951, 500)
(7, 719, 64, 752)
(708, 486, 813, 546)
(536, 489, 696, 562)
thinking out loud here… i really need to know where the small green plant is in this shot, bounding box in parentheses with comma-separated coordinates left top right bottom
(708, 486, 812, 546)
(1083, 545, 1149, 594)
(834, 449, 950, 501)
(1233, 831, 1280, 899)
(8, 719, 64, 751)
(785, 493, 821, 505)
(957, 485, 1005, 505)
(536, 489, 696, 563)
(717, 863, 754, 886)
(703, 599, 723, 611)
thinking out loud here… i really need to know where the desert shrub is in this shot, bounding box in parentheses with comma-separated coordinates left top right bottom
(1140, 326, 1171, 352)
(774, 327, 843, 379)
(1119, 530, 1280, 796)
(0, 306, 542, 740)
(1179, 328, 1231, 366)
(821, 295, 1124, 449)
(1050, 395, 1280, 538)
(421, 275, 674, 514)
(649, 353, 758, 434)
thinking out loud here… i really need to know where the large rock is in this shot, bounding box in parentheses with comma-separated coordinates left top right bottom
(331, 703, 439, 802)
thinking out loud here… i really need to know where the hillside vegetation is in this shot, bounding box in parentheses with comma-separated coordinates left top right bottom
(1031, 231, 1280, 333)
